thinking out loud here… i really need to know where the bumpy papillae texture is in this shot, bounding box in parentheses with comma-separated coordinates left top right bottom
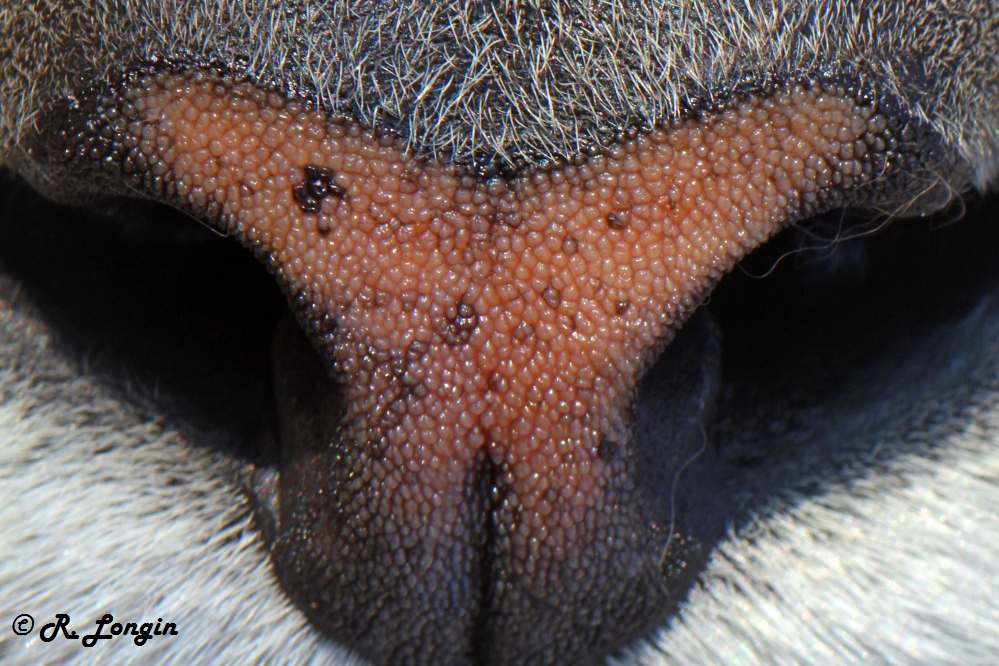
(59, 69, 894, 664)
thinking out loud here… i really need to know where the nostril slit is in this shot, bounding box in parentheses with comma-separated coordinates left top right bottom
(46, 63, 938, 665)
(469, 449, 505, 665)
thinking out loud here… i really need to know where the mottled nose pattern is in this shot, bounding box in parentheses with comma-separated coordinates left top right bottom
(48, 66, 923, 665)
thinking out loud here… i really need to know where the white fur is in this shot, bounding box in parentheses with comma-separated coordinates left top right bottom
(642, 431, 999, 665)
(632, 295, 999, 664)
(0, 277, 358, 664)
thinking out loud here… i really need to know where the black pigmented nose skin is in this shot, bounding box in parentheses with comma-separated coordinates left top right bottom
(292, 165, 345, 215)
(272, 311, 723, 665)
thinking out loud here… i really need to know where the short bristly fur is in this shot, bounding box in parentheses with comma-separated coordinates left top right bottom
(2, 1, 999, 188)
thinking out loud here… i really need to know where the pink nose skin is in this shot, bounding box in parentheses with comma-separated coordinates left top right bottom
(50, 66, 918, 665)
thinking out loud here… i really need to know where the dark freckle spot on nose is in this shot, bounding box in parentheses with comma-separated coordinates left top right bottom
(542, 285, 561, 309)
(562, 236, 578, 254)
(607, 212, 626, 229)
(293, 164, 345, 214)
(616, 300, 632, 316)
(443, 301, 480, 345)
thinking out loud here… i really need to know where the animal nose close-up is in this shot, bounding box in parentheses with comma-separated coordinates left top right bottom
(2, 2, 999, 665)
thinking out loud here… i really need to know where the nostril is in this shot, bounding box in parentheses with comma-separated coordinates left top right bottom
(630, 310, 725, 572)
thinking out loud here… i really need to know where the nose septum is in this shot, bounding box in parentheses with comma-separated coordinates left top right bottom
(52, 66, 914, 665)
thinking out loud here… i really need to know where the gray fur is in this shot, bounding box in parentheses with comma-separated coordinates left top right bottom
(1, 1, 999, 188)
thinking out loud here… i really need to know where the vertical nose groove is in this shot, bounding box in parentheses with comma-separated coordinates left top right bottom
(469, 451, 503, 666)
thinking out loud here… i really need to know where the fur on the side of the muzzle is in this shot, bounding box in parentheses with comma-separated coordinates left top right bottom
(0, 275, 362, 665)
